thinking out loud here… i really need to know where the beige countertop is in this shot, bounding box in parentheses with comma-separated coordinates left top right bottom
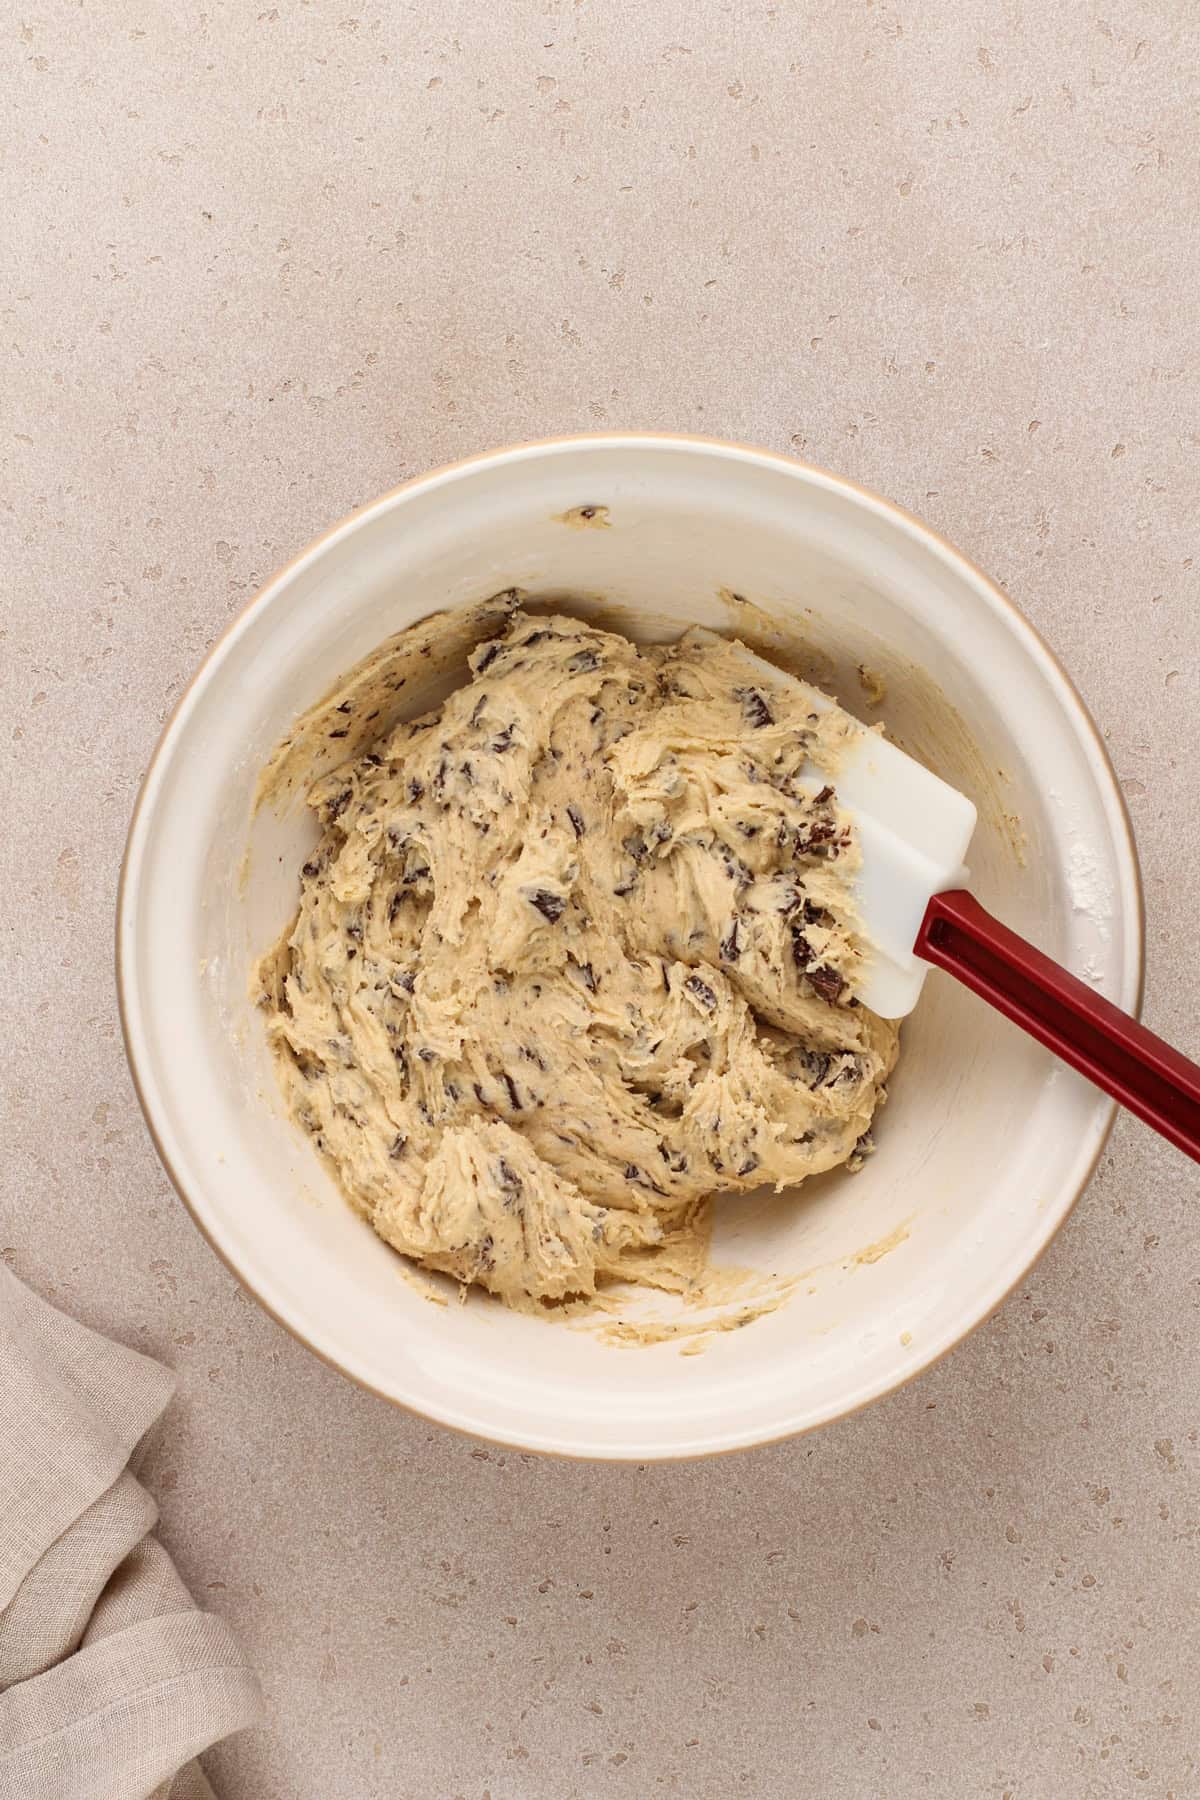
(4, 3, 1199, 1794)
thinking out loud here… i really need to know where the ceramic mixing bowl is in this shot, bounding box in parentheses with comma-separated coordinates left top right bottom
(118, 435, 1142, 1459)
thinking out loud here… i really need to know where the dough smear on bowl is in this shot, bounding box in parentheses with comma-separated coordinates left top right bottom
(254, 606, 899, 1313)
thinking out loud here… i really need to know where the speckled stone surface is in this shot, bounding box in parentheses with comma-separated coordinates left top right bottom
(3, 3, 1199, 1795)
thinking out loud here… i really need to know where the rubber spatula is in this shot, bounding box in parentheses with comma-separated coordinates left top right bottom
(711, 636, 1200, 1163)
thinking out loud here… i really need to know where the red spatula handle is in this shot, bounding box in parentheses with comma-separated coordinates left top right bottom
(916, 889, 1200, 1163)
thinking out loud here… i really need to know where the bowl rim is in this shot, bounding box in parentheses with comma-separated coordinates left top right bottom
(116, 431, 1145, 1461)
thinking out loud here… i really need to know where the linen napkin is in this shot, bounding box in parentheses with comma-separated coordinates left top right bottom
(0, 1263, 262, 1799)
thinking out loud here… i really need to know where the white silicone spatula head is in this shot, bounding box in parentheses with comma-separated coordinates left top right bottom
(696, 635, 978, 1020)
(825, 717, 977, 1019)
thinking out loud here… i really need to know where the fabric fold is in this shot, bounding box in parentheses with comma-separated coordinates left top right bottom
(0, 1471, 157, 1689)
(0, 1265, 262, 1798)
(0, 1267, 174, 1614)
(0, 1611, 262, 1800)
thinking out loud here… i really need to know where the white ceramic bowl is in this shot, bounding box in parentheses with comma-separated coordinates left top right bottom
(118, 436, 1142, 1460)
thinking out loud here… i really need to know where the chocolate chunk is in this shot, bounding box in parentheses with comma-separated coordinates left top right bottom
(800, 1049, 830, 1086)
(719, 920, 742, 963)
(475, 640, 503, 674)
(737, 1155, 760, 1177)
(528, 889, 566, 923)
(847, 1128, 875, 1172)
(814, 785, 834, 805)
(363, 752, 384, 768)
(502, 1072, 521, 1110)
(794, 819, 837, 857)
(326, 787, 352, 820)
(735, 686, 774, 729)
(336, 701, 352, 714)
(566, 804, 586, 838)
(491, 725, 515, 753)
(473, 1082, 489, 1107)
(497, 1158, 524, 1204)
(571, 959, 597, 994)
(388, 1135, 407, 1159)
(791, 930, 814, 970)
(806, 964, 846, 1004)
(392, 970, 416, 993)
(568, 648, 600, 673)
(407, 777, 425, 803)
(301, 858, 320, 880)
(718, 845, 755, 890)
(469, 693, 488, 727)
(684, 973, 718, 1011)
(330, 728, 349, 739)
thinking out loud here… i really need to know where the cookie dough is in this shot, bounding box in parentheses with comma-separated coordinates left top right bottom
(255, 608, 899, 1311)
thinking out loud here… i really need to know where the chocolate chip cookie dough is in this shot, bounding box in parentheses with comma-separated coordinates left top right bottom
(255, 605, 899, 1312)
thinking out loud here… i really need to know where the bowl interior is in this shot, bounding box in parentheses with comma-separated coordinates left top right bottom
(120, 440, 1140, 1458)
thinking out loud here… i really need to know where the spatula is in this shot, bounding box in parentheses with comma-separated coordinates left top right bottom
(721, 638, 1200, 1163)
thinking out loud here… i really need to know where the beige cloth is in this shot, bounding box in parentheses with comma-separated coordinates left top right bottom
(0, 1264, 262, 1799)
